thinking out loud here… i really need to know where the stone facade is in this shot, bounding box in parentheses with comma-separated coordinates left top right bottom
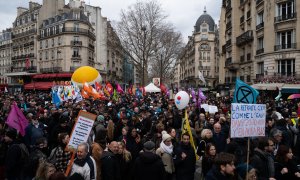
(175, 9, 219, 88)
(219, 0, 300, 89)
(0, 29, 12, 85)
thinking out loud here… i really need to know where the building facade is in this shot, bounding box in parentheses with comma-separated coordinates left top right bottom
(177, 9, 219, 89)
(219, 0, 300, 92)
(37, 4, 96, 73)
(0, 29, 12, 90)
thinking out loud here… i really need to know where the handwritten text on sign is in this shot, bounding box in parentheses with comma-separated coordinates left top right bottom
(68, 115, 94, 150)
(230, 103, 266, 138)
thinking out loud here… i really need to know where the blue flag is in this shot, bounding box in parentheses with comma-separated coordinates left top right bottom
(233, 79, 259, 104)
(52, 90, 61, 108)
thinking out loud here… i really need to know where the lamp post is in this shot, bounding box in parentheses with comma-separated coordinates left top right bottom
(141, 26, 146, 87)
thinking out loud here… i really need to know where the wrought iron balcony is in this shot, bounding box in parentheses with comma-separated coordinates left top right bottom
(71, 41, 82, 46)
(225, 57, 239, 70)
(40, 67, 62, 73)
(236, 30, 253, 46)
(70, 66, 81, 72)
(256, 0, 263, 6)
(226, 39, 231, 47)
(240, 16, 245, 24)
(274, 43, 297, 51)
(256, 48, 264, 55)
(256, 22, 264, 30)
(274, 13, 297, 23)
(226, 21, 232, 29)
(255, 73, 300, 83)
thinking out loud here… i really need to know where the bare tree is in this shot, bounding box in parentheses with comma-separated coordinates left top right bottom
(116, 0, 183, 86)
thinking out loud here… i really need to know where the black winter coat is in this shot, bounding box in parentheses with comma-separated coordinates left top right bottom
(101, 150, 121, 180)
(206, 166, 235, 180)
(133, 151, 165, 180)
(174, 142, 196, 180)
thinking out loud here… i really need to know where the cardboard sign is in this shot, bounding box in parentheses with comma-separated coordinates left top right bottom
(201, 104, 209, 112)
(208, 105, 218, 114)
(230, 103, 266, 138)
(67, 110, 96, 152)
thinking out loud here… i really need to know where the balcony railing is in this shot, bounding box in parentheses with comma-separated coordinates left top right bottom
(71, 55, 81, 60)
(256, 0, 263, 6)
(40, 67, 62, 73)
(10, 66, 37, 73)
(11, 29, 36, 39)
(256, 48, 264, 55)
(225, 57, 232, 66)
(240, 55, 245, 63)
(247, 11, 251, 19)
(38, 27, 96, 40)
(256, 22, 264, 30)
(236, 30, 253, 46)
(255, 73, 300, 83)
(274, 43, 297, 51)
(240, 16, 245, 24)
(71, 41, 82, 46)
(11, 53, 35, 61)
(226, 21, 232, 29)
(70, 66, 81, 72)
(274, 13, 297, 22)
(226, 39, 232, 47)
(226, 4, 232, 13)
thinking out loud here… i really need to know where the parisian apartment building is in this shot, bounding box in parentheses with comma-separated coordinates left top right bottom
(1, 0, 134, 91)
(218, 0, 300, 93)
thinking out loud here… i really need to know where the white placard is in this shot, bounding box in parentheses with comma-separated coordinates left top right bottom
(230, 103, 266, 138)
(201, 104, 209, 112)
(208, 105, 218, 114)
(67, 111, 96, 151)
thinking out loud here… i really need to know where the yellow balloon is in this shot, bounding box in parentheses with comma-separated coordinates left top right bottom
(71, 66, 102, 87)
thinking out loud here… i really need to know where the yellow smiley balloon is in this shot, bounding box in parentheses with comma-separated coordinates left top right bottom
(71, 66, 102, 87)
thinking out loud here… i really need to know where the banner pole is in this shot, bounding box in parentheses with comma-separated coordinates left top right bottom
(246, 137, 250, 179)
(65, 152, 75, 177)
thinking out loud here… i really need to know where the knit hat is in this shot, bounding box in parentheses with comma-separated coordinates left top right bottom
(5, 129, 17, 140)
(161, 131, 172, 142)
(236, 164, 254, 179)
(143, 141, 155, 151)
(97, 115, 105, 123)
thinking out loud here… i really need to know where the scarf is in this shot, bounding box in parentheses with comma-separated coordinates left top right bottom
(160, 141, 173, 155)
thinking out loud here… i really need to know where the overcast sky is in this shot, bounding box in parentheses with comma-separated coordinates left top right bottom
(0, 0, 222, 42)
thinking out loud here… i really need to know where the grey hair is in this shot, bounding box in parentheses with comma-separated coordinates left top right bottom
(78, 142, 89, 153)
(271, 129, 282, 137)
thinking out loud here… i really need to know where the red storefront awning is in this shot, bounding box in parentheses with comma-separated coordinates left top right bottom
(24, 82, 54, 90)
(33, 73, 72, 79)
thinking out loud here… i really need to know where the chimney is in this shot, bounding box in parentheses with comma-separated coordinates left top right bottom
(17, 7, 28, 17)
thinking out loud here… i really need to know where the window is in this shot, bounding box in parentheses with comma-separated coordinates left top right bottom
(47, 28, 50, 36)
(58, 37, 61, 45)
(39, 52, 42, 60)
(277, 1, 294, 17)
(51, 50, 54, 59)
(257, 62, 264, 74)
(277, 59, 295, 76)
(59, 24, 63, 33)
(200, 44, 209, 50)
(45, 51, 48, 59)
(52, 39, 55, 47)
(257, 37, 264, 49)
(40, 41, 42, 49)
(74, 13, 79, 19)
(45, 40, 48, 48)
(74, 23, 79, 32)
(276, 30, 295, 49)
(256, 11, 264, 25)
(41, 30, 44, 38)
(201, 34, 208, 40)
(73, 48, 79, 57)
(201, 23, 208, 32)
(74, 36, 79, 42)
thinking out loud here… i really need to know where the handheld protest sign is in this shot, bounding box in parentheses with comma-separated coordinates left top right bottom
(66, 110, 97, 152)
(64, 110, 96, 176)
(174, 91, 190, 110)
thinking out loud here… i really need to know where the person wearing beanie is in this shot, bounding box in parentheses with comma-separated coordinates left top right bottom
(49, 115, 72, 148)
(133, 141, 165, 180)
(156, 131, 175, 180)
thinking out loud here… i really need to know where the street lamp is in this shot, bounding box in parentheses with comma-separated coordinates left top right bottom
(141, 26, 146, 87)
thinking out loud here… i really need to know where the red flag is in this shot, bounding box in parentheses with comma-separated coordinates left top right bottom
(95, 82, 102, 92)
(25, 56, 30, 69)
(6, 102, 29, 136)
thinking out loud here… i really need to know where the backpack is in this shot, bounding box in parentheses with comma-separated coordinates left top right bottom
(48, 147, 59, 164)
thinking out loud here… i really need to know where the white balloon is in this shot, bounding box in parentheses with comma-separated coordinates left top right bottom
(174, 91, 190, 110)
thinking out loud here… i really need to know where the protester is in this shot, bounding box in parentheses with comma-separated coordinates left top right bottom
(205, 152, 236, 180)
(101, 141, 121, 180)
(156, 131, 175, 180)
(174, 132, 196, 180)
(202, 143, 216, 177)
(117, 141, 132, 180)
(34, 162, 56, 180)
(70, 142, 97, 180)
(50, 133, 71, 172)
(133, 141, 165, 180)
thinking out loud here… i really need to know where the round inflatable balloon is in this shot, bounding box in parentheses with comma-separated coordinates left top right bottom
(174, 91, 190, 110)
(71, 66, 102, 87)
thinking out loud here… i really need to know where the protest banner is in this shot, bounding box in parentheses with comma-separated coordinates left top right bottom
(67, 110, 96, 152)
(230, 103, 266, 138)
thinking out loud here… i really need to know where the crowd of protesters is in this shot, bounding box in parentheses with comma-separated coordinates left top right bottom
(0, 90, 300, 180)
